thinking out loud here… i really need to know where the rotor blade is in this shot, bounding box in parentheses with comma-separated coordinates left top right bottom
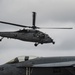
(37, 27, 73, 29)
(0, 21, 73, 29)
(32, 12, 36, 27)
(0, 21, 31, 28)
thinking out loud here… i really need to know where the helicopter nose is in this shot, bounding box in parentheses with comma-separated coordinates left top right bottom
(52, 40, 55, 44)
(50, 39, 55, 44)
(48, 38, 55, 44)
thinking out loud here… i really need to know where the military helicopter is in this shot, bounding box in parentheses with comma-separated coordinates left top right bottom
(0, 12, 72, 46)
(0, 56, 75, 75)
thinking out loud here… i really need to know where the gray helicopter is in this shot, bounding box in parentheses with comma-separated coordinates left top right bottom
(0, 12, 72, 46)
(0, 56, 75, 75)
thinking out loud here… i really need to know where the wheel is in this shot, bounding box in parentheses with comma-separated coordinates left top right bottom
(41, 42, 43, 44)
(34, 43, 38, 46)
(52, 41, 55, 44)
(0, 39, 2, 41)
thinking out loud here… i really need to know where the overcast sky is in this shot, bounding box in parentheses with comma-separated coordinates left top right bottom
(0, 0, 75, 65)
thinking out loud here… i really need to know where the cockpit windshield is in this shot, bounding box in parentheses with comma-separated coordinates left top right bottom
(7, 56, 38, 64)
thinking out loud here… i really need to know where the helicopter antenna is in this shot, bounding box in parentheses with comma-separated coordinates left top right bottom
(32, 12, 36, 29)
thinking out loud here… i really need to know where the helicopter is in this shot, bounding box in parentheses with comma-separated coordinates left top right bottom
(0, 12, 73, 46)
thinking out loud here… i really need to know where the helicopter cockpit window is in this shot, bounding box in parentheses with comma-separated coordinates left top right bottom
(6, 56, 38, 64)
(34, 31, 45, 38)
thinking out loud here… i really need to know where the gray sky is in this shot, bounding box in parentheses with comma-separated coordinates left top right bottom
(0, 0, 75, 65)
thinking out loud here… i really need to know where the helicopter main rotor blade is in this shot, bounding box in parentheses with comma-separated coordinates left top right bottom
(0, 21, 73, 29)
(0, 21, 31, 28)
(37, 27, 73, 29)
(32, 12, 36, 29)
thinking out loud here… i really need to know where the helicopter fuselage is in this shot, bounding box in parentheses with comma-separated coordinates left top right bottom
(0, 29, 55, 46)
(0, 12, 72, 46)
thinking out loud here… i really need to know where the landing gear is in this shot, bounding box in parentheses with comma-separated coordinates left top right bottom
(0, 37, 4, 41)
(52, 41, 55, 44)
(34, 42, 43, 46)
(34, 43, 38, 46)
(34, 42, 39, 46)
(41, 42, 43, 44)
